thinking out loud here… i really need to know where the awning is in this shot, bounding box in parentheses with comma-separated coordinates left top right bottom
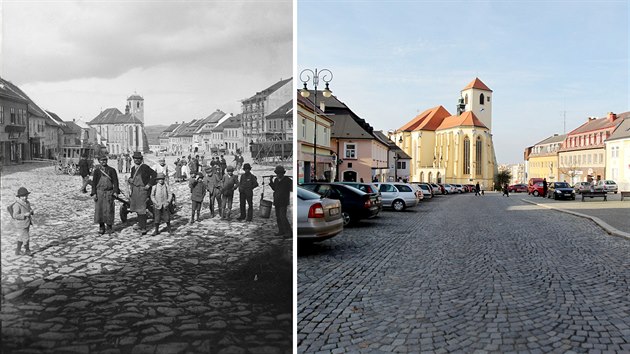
(5, 125, 26, 133)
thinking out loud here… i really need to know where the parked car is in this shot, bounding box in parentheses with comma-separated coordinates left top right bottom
(432, 183, 446, 195)
(573, 181, 591, 194)
(528, 178, 544, 195)
(409, 183, 426, 201)
(374, 182, 419, 211)
(335, 182, 383, 212)
(452, 184, 465, 193)
(546, 181, 576, 200)
(413, 183, 433, 199)
(592, 180, 618, 193)
(443, 184, 457, 194)
(508, 183, 528, 193)
(297, 187, 343, 242)
(300, 183, 380, 226)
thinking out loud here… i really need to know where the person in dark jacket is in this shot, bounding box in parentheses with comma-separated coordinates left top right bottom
(78, 153, 91, 193)
(203, 165, 223, 217)
(542, 178, 548, 198)
(92, 155, 120, 234)
(236, 163, 258, 222)
(189, 172, 206, 223)
(503, 183, 510, 197)
(128, 151, 156, 234)
(269, 165, 292, 237)
(220, 155, 227, 175)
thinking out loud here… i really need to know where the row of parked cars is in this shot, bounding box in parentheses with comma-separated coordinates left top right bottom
(297, 181, 477, 242)
(507, 179, 619, 200)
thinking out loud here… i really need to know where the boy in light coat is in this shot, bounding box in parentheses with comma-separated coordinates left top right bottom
(11, 187, 34, 255)
(151, 173, 173, 235)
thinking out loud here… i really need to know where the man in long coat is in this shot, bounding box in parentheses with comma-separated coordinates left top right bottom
(203, 165, 223, 217)
(128, 151, 156, 235)
(92, 155, 120, 234)
(269, 165, 292, 237)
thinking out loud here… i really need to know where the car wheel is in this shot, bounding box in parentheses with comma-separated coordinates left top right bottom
(393, 199, 405, 211)
(533, 190, 539, 197)
(571, 196, 575, 200)
(341, 211, 352, 226)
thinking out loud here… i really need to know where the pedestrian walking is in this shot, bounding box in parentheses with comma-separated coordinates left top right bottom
(78, 153, 91, 194)
(220, 155, 227, 175)
(237, 163, 258, 222)
(189, 172, 206, 223)
(475, 182, 480, 196)
(150, 173, 173, 235)
(174, 158, 182, 182)
(125, 154, 131, 173)
(269, 165, 292, 237)
(503, 183, 510, 197)
(181, 156, 189, 181)
(9, 187, 34, 255)
(117, 156, 123, 173)
(92, 155, 120, 234)
(153, 157, 170, 185)
(203, 165, 222, 217)
(219, 166, 239, 220)
(233, 151, 244, 172)
(542, 178, 548, 198)
(128, 151, 156, 235)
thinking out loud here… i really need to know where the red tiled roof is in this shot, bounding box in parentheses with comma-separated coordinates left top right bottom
(462, 77, 492, 92)
(397, 106, 451, 132)
(436, 111, 488, 130)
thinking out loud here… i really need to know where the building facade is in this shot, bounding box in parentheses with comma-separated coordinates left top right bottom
(605, 115, 630, 190)
(241, 78, 292, 144)
(526, 134, 566, 181)
(88, 95, 147, 155)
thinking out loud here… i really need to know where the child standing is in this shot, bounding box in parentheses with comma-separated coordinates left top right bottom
(151, 173, 173, 235)
(219, 166, 239, 220)
(189, 172, 206, 223)
(11, 187, 34, 255)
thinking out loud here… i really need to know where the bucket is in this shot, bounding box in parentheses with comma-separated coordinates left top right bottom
(259, 199, 273, 218)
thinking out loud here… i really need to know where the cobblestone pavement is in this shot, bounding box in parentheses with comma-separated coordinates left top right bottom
(1, 157, 293, 353)
(517, 192, 630, 236)
(298, 193, 630, 353)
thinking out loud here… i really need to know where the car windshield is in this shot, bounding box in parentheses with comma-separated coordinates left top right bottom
(395, 184, 413, 192)
(556, 182, 570, 188)
(605, 181, 616, 184)
(298, 187, 321, 200)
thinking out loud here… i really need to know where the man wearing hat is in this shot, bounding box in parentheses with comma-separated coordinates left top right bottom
(11, 187, 34, 255)
(150, 172, 173, 235)
(128, 151, 156, 234)
(219, 165, 239, 220)
(269, 165, 292, 237)
(236, 163, 258, 222)
(91, 155, 120, 235)
(202, 165, 223, 217)
(189, 171, 206, 223)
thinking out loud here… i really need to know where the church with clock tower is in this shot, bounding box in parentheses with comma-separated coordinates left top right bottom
(389, 78, 497, 188)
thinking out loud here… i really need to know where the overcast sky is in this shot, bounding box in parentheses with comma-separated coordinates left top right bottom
(1, 0, 292, 126)
(298, 0, 629, 164)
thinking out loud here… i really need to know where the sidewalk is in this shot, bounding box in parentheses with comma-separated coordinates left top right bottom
(520, 193, 630, 239)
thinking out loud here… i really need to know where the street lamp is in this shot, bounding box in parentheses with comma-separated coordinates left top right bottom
(300, 68, 333, 182)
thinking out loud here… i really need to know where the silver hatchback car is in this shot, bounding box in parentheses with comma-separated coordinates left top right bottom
(297, 187, 343, 242)
(374, 182, 419, 211)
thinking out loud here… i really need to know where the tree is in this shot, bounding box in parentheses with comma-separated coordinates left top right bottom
(495, 169, 512, 190)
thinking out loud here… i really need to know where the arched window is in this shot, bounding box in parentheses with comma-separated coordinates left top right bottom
(419, 172, 424, 182)
(479, 93, 485, 105)
(463, 136, 470, 174)
(476, 137, 482, 174)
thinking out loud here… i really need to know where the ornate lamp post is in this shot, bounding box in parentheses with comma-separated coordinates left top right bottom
(300, 68, 333, 182)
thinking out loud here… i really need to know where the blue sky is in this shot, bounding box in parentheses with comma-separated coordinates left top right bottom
(298, 0, 629, 164)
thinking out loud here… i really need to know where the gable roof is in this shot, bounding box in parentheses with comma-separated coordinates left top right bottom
(61, 120, 82, 134)
(173, 120, 200, 137)
(533, 134, 567, 146)
(162, 123, 181, 133)
(436, 111, 488, 130)
(397, 106, 452, 132)
(462, 77, 492, 92)
(0, 77, 65, 125)
(212, 114, 242, 132)
(243, 78, 292, 102)
(44, 111, 63, 127)
(607, 117, 630, 142)
(89, 108, 143, 125)
(567, 115, 623, 135)
(267, 100, 292, 119)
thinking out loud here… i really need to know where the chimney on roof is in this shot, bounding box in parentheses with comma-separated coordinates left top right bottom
(608, 112, 617, 122)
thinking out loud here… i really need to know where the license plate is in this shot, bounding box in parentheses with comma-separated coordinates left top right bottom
(329, 208, 339, 216)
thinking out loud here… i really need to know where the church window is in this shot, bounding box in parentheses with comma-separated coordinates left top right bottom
(476, 137, 482, 174)
(463, 137, 470, 174)
(479, 93, 485, 105)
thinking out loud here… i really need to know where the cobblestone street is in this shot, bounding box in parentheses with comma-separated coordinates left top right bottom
(1, 157, 292, 353)
(298, 193, 630, 353)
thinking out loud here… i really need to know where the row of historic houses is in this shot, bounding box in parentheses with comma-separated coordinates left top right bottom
(297, 77, 498, 187)
(525, 111, 630, 190)
(158, 78, 292, 158)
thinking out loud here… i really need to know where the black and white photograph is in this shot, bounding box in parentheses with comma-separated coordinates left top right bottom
(1, 0, 293, 352)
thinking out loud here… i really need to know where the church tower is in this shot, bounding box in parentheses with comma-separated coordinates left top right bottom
(127, 93, 144, 124)
(460, 78, 492, 131)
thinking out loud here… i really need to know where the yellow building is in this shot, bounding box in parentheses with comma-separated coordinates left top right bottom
(389, 78, 496, 187)
(526, 134, 565, 181)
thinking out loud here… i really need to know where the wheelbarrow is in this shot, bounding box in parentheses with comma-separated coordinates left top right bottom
(114, 190, 177, 222)
(259, 176, 274, 219)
